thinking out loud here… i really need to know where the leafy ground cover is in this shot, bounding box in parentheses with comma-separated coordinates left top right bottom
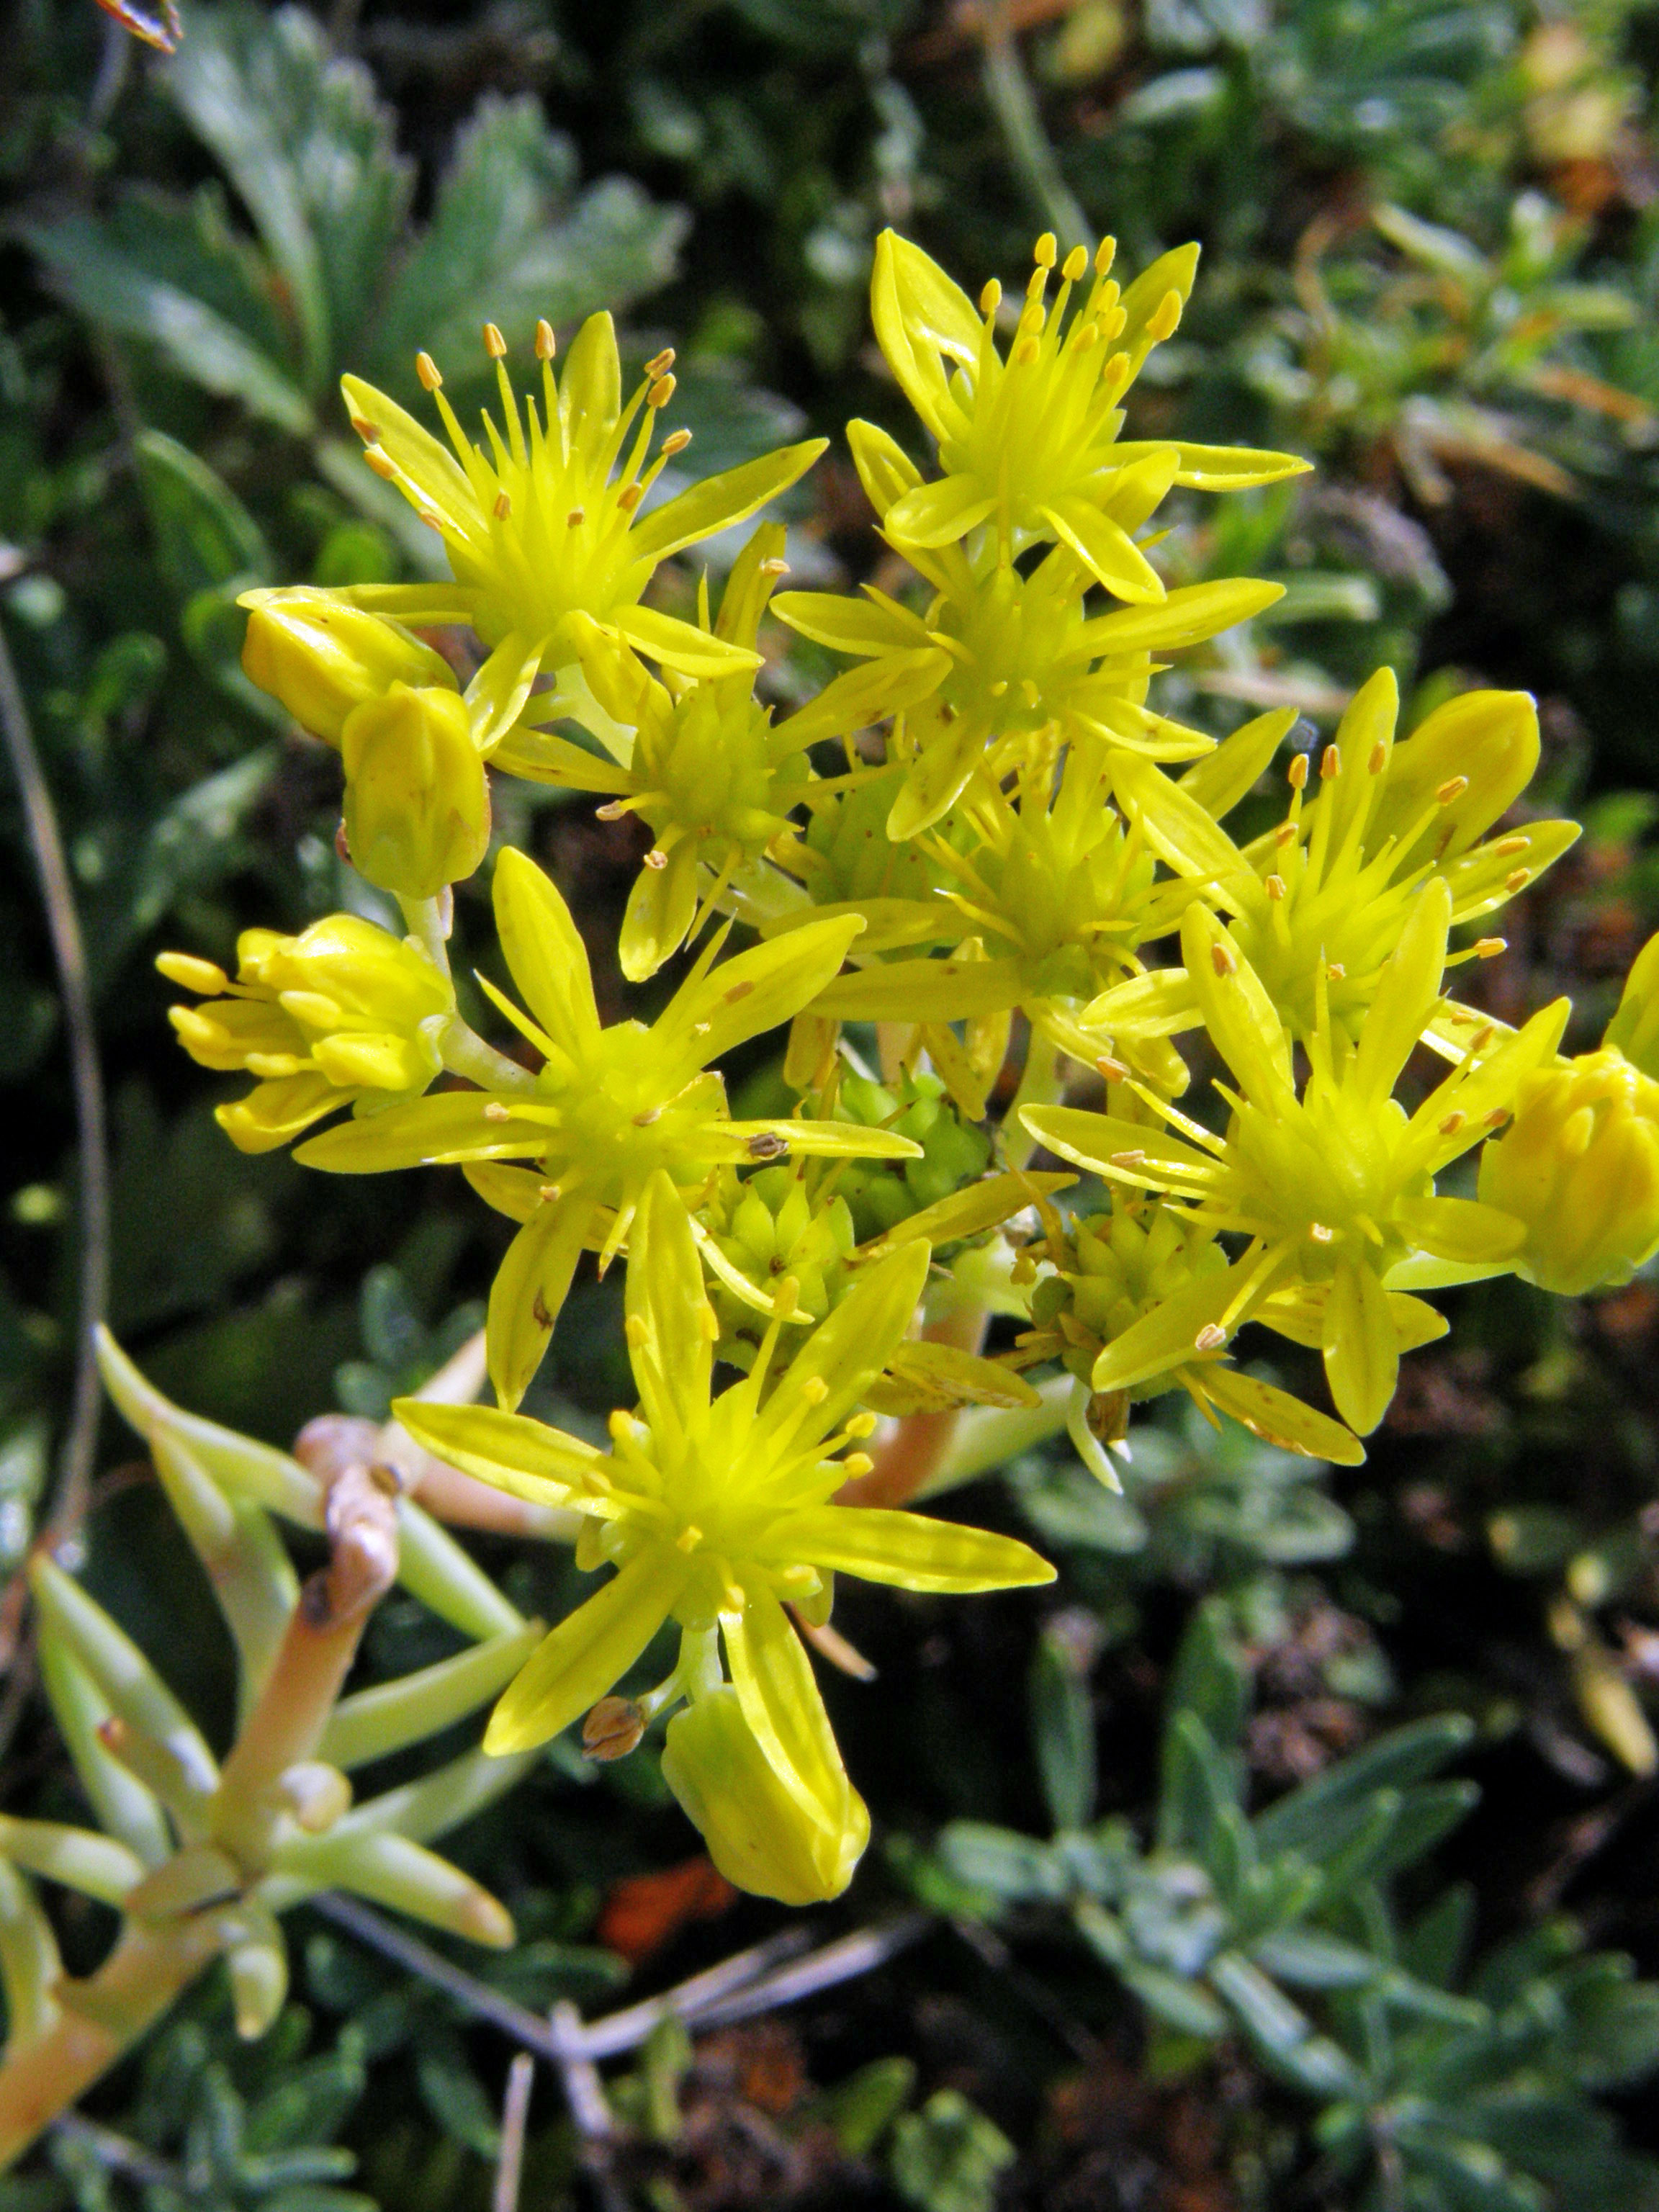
(7, 1, 1659, 2205)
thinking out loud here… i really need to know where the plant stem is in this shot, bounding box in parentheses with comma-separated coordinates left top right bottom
(441, 1017, 538, 1094)
(980, 2, 1089, 251)
(493, 2054, 535, 2212)
(0, 621, 109, 1551)
(0, 1917, 227, 2172)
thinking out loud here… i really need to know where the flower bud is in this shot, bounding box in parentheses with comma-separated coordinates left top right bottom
(1478, 1048, 1659, 1295)
(161, 914, 450, 1152)
(341, 683, 490, 899)
(241, 591, 457, 745)
(661, 1687, 869, 1905)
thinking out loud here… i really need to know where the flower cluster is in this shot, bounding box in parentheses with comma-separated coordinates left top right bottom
(161, 226, 1658, 1903)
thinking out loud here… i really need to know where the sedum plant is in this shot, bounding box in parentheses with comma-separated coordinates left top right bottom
(930, 1601, 1659, 2211)
(17, 209, 1659, 2173)
(0, 1326, 552, 2170)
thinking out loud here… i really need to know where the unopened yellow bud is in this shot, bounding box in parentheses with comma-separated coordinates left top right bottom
(341, 684, 490, 900)
(660, 1688, 868, 1905)
(1478, 1048, 1659, 1294)
(240, 593, 457, 747)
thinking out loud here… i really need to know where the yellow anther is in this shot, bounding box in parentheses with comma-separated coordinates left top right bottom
(567, 507, 585, 527)
(675, 1525, 703, 1553)
(1506, 868, 1530, 893)
(801, 1375, 830, 1404)
(1033, 231, 1058, 268)
(979, 277, 1002, 315)
(1439, 1111, 1466, 1136)
(535, 318, 556, 359)
(759, 557, 788, 575)
(661, 428, 693, 457)
(1265, 873, 1287, 901)
(1094, 235, 1117, 276)
(482, 323, 507, 359)
(1475, 936, 1506, 958)
(1014, 336, 1041, 367)
(349, 415, 378, 442)
(845, 1412, 878, 1438)
(1095, 1055, 1129, 1082)
(1061, 243, 1088, 282)
(1320, 745, 1341, 780)
(618, 482, 643, 512)
(1288, 753, 1309, 790)
(1194, 1323, 1226, 1352)
(841, 1452, 874, 1479)
(1146, 288, 1183, 342)
(482, 1102, 513, 1123)
(493, 490, 511, 520)
(417, 509, 444, 531)
(1326, 961, 1346, 979)
(1111, 1148, 1146, 1167)
(1274, 822, 1298, 848)
(1368, 741, 1388, 773)
(1211, 942, 1238, 976)
(645, 347, 676, 380)
(1025, 266, 1048, 303)
(364, 447, 398, 480)
(1074, 320, 1098, 352)
(1485, 1106, 1510, 1128)
(608, 1409, 633, 1442)
(643, 848, 668, 871)
(1437, 775, 1470, 806)
(1496, 835, 1529, 856)
(415, 352, 442, 390)
(1309, 1223, 1334, 1244)
(648, 374, 676, 409)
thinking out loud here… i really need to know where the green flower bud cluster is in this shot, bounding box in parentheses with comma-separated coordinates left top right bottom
(833, 1070, 993, 1242)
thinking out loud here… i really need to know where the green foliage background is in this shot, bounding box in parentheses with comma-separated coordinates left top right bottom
(8, 0, 1659, 2203)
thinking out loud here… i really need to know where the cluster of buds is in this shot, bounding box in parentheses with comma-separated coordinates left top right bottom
(150, 224, 1658, 1915)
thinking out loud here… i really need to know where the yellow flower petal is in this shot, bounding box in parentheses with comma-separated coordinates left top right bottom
(1021, 1105, 1223, 1194)
(295, 1092, 552, 1173)
(761, 1238, 932, 1449)
(1040, 499, 1164, 605)
(654, 913, 865, 1078)
(1321, 1256, 1398, 1436)
(485, 1551, 684, 1754)
(1197, 1367, 1364, 1465)
(629, 440, 828, 564)
(628, 1174, 712, 1447)
(487, 1194, 594, 1412)
(492, 847, 602, 1065)
(719, 1584, 848, 1826)
(1180, 907, 1293, 1101)
(1352, 876, 1451, 1105)
(390, 1398, 609, 1506)
(769, 1506, 1054, 1593)
(884, 475, 999, 549)
(1109, 440, 1313, 490)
